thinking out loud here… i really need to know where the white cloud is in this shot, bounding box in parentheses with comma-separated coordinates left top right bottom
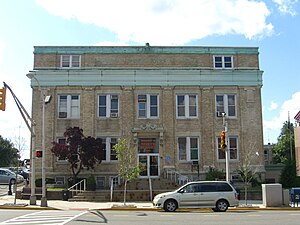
(264, 92, 300, 143)
(272, 0, 298, 16)
(35, 0, 274, 45)
(268, 101, 278, 111)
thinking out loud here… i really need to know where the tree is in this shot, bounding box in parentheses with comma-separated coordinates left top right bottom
(273, 121, 294, 164)
(280, 158, 297, 188)
(0, 135, 19, 166)
(51, 127, 103, 183)
(113, 138, 142, 205)
(237, 151, 260, 205)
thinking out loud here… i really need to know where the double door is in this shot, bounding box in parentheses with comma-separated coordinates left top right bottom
(138, 154, 160, 178)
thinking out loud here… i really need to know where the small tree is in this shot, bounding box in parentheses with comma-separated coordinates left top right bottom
(0, 135, 19, 166)
(113, 138, 142, 205)
(205, 167, 225, 181)
(51, 127, 103, 183)
(237, 151, 260, 205)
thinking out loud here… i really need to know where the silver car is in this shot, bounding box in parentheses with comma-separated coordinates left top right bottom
(153, 181, 239, 212)
(0, 168, 24, 184)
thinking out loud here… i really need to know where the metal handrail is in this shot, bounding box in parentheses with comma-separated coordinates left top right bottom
(68, 179, 86, 196)
(110, 175, 120, 202)
(163, 168, 190, 185)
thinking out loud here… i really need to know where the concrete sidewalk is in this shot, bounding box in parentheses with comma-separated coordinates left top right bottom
(0, 194, 299, 211)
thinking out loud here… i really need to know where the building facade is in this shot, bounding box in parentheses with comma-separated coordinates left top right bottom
(28, 45, 265, 189)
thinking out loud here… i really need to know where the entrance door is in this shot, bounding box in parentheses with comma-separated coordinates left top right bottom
(138, 154, 160, 178)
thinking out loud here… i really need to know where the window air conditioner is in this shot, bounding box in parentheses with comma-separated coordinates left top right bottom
(110, 113, 118, 118)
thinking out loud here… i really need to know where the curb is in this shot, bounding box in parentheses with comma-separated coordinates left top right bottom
(1, 205, 300, 211)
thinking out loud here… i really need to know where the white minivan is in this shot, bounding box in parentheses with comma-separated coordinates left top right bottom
(153, 181, 239, 212)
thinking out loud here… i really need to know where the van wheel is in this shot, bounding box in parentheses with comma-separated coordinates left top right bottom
(163, 199, 178, 212)
(215, 199, 229, 212)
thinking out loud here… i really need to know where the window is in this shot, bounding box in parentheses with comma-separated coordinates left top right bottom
(98, 95, 119, 118)
(58, 95, 80, 118)
(61, 55, 81, 68)
(138, 94, 159, 118)
(214, 55, 233, 69)
(178, 137, 199, 161)
(101, 137, 118, 162)
(56, 138, 67, 161)
(217, 136, 238, 160)
(216, 94, 236, 117)
(176, 95, 197, 118)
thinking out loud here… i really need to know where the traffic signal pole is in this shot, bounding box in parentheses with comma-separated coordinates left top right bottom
(222, 113, 230, 182)
(3, 82, 37, 205)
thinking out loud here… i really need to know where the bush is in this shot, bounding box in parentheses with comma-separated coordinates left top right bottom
(206, 167, 225, 181)
(35, 178, 55, 187)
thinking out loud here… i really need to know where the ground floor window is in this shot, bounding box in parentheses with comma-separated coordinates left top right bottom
(217, 136, 238, 160)
(177, 137, 199, 162)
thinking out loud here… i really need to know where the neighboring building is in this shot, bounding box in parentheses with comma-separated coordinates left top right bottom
(27, 44, 265, 189)
(264, 143, 274, 166)
(294, 111, 300, 176)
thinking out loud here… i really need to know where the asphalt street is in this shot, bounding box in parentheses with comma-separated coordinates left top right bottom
(1, 209, 300, 225)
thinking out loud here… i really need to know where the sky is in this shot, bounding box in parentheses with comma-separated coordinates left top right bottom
(0, 0, 299, 159)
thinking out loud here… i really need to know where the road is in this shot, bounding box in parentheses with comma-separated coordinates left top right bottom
(1, 209, 300, 225)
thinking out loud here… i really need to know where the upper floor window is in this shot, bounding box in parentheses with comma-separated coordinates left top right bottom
(101, 137, 118, 162)
(216, 94, 236, 117)
(58, 95, 80, 119)
(214, 56, 233, 69)
(217, 136, 238, 161)
(138, 94, 159, 118)
(178, 137, 199, 161)
(98, 95, 119, 118)
(61, 55, 81, 68)
(176, 95, 198, 118)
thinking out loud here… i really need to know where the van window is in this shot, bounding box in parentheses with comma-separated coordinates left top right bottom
(199, 183, 217, 192)
(217, 183, 233, 192)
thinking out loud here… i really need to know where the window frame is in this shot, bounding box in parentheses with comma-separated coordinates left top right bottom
(58, 94, 80, 119)
(213, 55, 233, 69)
(216, 94, 237, 118)
(100, 137, 119, 162)
(98, 94, 119, 118)
(176, 94, 198, 119)
(217, 136, 239, 161)
(60, 55, 81, 68)
(177, 137, 199, 162)
(137, 94, 159, 119)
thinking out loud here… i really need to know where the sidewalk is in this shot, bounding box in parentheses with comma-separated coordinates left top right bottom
(0, 194, 299, 211)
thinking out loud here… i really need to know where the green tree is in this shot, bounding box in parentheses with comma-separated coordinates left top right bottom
(0, 135, 19, 166)
(51, 127, 103, 183)
(280, 159, 297, 188)
(273, 121, 294, 164)
(113, 138, 142, 205)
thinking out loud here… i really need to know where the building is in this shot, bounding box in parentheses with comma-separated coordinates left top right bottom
(27, 44, 265, 189)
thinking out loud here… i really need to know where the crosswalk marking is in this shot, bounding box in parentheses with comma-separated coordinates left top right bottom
(0, 211, 87, 225)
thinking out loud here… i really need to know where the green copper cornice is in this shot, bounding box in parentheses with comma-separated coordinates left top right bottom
(34, 45, 259, 55)
(27, 69, 263, 87)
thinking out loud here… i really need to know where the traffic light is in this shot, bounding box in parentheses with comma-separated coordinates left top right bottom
(36, 150, 43, 158)
(220, 131, 227, 150)
(0, 87, 6, 111)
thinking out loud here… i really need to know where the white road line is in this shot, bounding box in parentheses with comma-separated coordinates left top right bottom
(0, 211, 87, 225)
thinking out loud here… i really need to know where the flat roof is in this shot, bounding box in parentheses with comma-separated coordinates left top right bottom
(34, 45, 259, 55)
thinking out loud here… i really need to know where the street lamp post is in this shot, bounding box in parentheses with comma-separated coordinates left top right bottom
(26, 72, 49, 207)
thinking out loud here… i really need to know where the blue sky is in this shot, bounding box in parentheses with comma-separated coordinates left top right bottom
(0, 0, 299, 159)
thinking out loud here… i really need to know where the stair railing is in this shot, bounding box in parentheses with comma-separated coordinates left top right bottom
(163, 168, 190, 185)
(68, 179, 86, 197)
(110, 175, 120, 202)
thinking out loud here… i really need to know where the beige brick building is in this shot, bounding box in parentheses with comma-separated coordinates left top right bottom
(28, 45, 265, 189)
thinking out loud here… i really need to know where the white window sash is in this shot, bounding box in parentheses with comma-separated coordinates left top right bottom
(176, 95, 198, 118)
